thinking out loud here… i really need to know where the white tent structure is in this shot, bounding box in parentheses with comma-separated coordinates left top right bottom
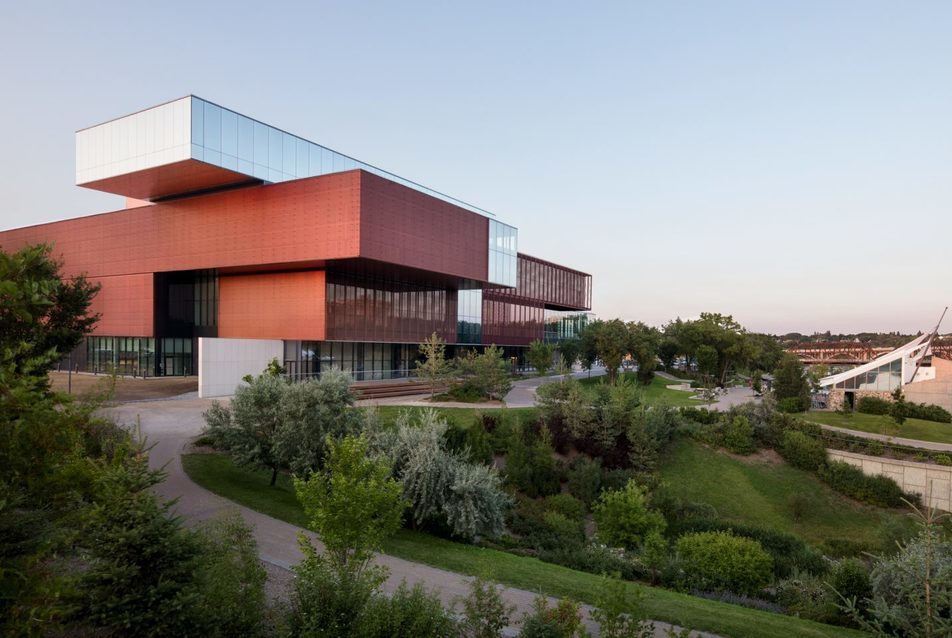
(818, 333, 936, 394)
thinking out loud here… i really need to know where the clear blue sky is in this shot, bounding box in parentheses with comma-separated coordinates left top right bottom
(2, 1, 950, 334)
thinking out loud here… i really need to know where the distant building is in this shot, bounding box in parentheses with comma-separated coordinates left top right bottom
(0, 96, 592, 396)
(819, 333, 952, 411)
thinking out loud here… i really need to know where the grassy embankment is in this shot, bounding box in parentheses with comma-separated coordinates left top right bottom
(659, 439, 915, 549)
(801, 411, 952, 446)
(183, 449, 865, 638)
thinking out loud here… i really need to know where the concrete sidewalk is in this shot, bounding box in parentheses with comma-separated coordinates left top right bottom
(814, 422, 952, 452)
(107, 397, 708, 637)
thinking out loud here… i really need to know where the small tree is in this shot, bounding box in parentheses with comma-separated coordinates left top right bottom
(841, 500, 952, 636)
(272, 368, 365, 476)
(527, 339, 555, 377)
(592, 479, 666, 550)
(461, 345, 513, 401)
(891, 387, 908, 426)
(203, 371, 289, 485)
(596, 319, 631, 385)
(294, 434, 405, 581)
(558, 337, 581, 372)
(418, 332, 450, 398)
(458, 575, 515, 638)
(628, 321, 660, 386)
(773, 353, 810, 411)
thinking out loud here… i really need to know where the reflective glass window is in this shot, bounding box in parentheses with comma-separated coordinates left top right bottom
(221, 109, 238, 157)
(204, 102, 221, 151)
(238, 116, 253, 161)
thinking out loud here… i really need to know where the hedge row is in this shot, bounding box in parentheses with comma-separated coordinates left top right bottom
(857, 395, 952, 423)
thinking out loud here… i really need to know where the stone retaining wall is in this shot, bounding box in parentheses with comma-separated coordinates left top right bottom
(828, 449, 952, 512)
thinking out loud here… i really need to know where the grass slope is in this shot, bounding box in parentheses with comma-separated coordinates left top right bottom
(659, 439, 914, 548)
(577, 373, 705, 408)
(802, 411, 952, 446)
(182, 452, 863, 638)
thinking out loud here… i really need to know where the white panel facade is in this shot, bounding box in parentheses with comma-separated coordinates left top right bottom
(76, 96, 191, 184)
(198, 337, 283, 398)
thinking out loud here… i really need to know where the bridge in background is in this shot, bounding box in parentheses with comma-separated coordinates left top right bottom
(789, 341, 952, 365)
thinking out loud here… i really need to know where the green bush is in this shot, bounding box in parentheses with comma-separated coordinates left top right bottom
(566, 456, 601, 506)
(777, 558, 869, 628)
(444, 420, 494, 465)
(509, 496, 585, 550)
(506, 427, 562, 498)
(665, 517, 826, 579)
(724, 415, 756, 455)
(679, 406, 720, 425)
(542, 493, 587, 523)
(778, 430, 827, 471)
(593, 480, 666, 550)
(518, 595, 585, 638)
(818, 461, 913, 508)
(907, 402, 952, 423)
(675, 531, 773, 595)
(357, 581, 459, 638)
(459, 575, 514, 638)
(936, 454, 952, 467)
(777, 396, 807, 413)
(856, 396, 890, 415)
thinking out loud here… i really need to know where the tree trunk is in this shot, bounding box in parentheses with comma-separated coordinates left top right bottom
(270, 466, 278, 486)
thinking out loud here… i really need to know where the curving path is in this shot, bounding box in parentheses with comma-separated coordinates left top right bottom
(107, 396, 708, 637)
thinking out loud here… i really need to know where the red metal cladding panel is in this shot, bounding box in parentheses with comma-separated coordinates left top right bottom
(358, 171, 489, 282)
(78, 159, 255, 201)
(0, 171, 363, 280)
(490, 253, 591, 310)
(219, 270, 326, 340)
(481, 293, 545, 346)
(87, 273, 154, 337)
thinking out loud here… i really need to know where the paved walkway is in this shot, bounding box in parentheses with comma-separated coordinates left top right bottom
(814, 422, 952, 452)
(107, 397, 708, 637)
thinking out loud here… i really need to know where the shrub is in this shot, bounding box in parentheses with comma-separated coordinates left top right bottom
(724, 415, 756, 455)
(444, 420, 494, 465)
(856, 395, 890, 415)
(777, 396, 807, 413)
(80, 455, 206, 636)
(907, 402, 952, 423)
(679, 406, 720, 425)
(778, 430, 827, 471)
(374, 410, 510, 539)
(676, 531, 773, 595)
(358, 581, 459, 638)
(665, 516, 826, 579)
(593, 480, 666, 550)
(936, 454, 952, 467)
(518, 595, 585, 638)
(506, 426, 561, 498)
(818, 461, 915, 508)
(599, 467, 641, 494)
(542, 493, 587, 523)
(194, 512, 267, 637)
(845, 521, 952, 635)
(566, 456, 601, 506)
(509, 496, 585, 550)
(458, 575, 514, 638)
(538, 544, 642, 582)
(865, 440, 885, 456)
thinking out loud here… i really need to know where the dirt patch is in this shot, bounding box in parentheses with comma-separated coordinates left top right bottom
(722, 447, 784, 465)
(49, 372, 197, 402)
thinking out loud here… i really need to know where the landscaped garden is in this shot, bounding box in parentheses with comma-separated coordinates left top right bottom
(186, 354, 948, 637)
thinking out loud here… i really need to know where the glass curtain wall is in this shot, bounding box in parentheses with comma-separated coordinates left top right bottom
(285, 341, 418, 381)
(189, 97, 495, 218)
(835, 358, 903, 392)
(457, 288, 482, 344)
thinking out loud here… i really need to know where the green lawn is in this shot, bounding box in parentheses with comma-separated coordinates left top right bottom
(659, 439, 915, 549)
(801, 411, 952, 445)
(576, 373, 706, 408)
(182, 452, 864, 638)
